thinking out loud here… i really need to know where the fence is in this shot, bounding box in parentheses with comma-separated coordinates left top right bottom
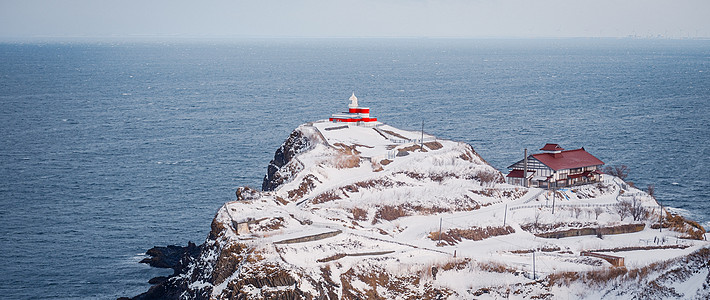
(509, 202, 661, 211)
(388, 137, 437, 144)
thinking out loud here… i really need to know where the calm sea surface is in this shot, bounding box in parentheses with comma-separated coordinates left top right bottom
(1, 39, 709, 299)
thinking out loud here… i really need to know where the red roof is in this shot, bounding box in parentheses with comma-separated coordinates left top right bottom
(532, 148, 604, 171)
(506, 169, 535, 178)
(540, 143, 564, 151)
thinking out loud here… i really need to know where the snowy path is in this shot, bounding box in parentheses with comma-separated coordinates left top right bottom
(521, 188, 546, 204)
(309, 220, 451, 255)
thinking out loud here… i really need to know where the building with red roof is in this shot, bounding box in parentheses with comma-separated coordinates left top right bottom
(507, 144, 604, 188)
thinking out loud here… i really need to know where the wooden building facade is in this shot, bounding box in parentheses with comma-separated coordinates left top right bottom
(507, 144, 604, 188)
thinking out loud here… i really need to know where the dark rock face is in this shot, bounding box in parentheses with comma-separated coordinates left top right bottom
(128, 242, 202, 300)
(262, 129, 311, 191)
(140, 244, 199, 271)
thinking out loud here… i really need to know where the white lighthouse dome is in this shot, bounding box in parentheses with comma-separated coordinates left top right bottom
(348, 92, 358, 108)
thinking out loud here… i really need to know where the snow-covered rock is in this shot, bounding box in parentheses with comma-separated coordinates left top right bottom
(132, 121, 709, 300)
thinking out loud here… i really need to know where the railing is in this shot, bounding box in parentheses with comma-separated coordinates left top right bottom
(389, 137, 437, 144)
(387, 150, 396, 160)
(509, 202, 661, 211)
(522, 189, 546, 204)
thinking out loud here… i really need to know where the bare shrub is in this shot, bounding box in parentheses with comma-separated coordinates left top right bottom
(253, 217, 285, 232)
(470, 189, 494, 197)
(398, 144, 427, 152)
(629, 196, 649, 222)
(474, 261, 518, 274)
(428, 172, 449, 182)
(339, 265, 456, 299)
(604, 165, 629, 180)
(423, 141, 443, 150)
(594, 207, 604, 220)
(548, 268, 628, 288)
(371, 160, 384, 172)
(602, 182, 615, 192)
(647, 184, 655, 198)
(573, 207, 583, 218)
(440, 257, 471, 271)
(333, 152, 360, 169)
(663, 214, 706, 240)
(312, 190, 341, 204)
(510, 245, 560, 254)
(235, 186, 260, 201)
(287, 174, 320, 200)
(372, 205, 409, 224)
(340, 179, 403, 195)
(429, 226, 515, 245)
(351, 207, 368, 221)
(616, 199, 632, 220)
(329, 143, 361, 169)
(409, 204, 451, 215)
(356, 178, 398, 189)
(477, 169, 502, 187)
(400, 171, 426, 180)
(274, 196, 288, 205)
(451, 194, 481, 211)
(533, 210, 542, 229)
(502, 189, 527, 200)
(550, 247, 710, 295)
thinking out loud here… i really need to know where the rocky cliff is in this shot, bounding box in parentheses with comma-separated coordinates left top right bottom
(262, 129, 312, 192)
(129, 121, 709, 300)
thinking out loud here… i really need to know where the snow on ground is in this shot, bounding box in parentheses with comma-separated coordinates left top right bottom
(209, 120, 709, 299)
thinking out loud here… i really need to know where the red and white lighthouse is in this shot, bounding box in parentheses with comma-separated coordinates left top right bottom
(329, 93, 379, 126)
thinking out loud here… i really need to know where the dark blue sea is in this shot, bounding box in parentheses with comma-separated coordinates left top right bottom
(1, 38, 708, 299)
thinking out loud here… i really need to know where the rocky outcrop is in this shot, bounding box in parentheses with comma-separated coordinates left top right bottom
(262, 129, 311, 191)
(129, 208, 309, 300)
(127, 242, 202, 300)
(128, 121, 710, 300)
(140, 243, 200, 271)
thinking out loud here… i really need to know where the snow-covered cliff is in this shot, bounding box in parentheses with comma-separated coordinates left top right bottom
(132, 121, 709, 300)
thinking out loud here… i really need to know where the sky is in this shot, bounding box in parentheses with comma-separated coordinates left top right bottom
(1, 0, 709, 40)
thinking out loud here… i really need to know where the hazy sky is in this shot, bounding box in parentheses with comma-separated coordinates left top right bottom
(1, 0, 709, 39)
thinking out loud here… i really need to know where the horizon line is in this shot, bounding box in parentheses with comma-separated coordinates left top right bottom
(2, 35, 710, 43)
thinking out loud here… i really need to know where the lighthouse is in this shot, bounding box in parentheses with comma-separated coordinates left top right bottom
(329, 93, 379, 127)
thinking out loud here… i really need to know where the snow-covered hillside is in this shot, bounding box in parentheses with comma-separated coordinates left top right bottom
(134, 121, 709, 300)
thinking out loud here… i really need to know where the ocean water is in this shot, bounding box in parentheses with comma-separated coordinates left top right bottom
(1, 38, 708, 299)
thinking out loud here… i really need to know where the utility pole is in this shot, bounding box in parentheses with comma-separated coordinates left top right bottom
(659, 202, 663, 233)
(652, 185, 662, 233)
(533, 250, 537, 280)
(438, 217, 442, 246)
(523, 149, 528, 188)
(552, 187, 556, 215)
(503, 204, 508, 226)
(420, 120, 424, 151)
